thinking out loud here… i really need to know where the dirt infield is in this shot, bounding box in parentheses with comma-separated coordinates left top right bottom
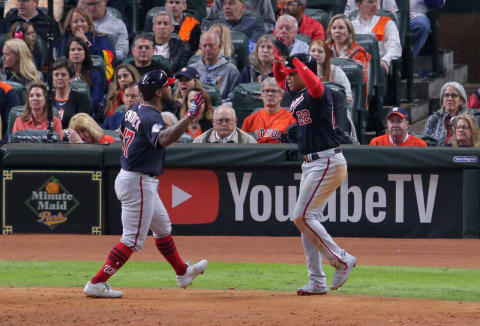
(1, 235, 480, 326)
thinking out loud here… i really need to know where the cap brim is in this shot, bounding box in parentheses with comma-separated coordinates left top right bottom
(386, 112, 406, 119)
(164, 77, 176, 87)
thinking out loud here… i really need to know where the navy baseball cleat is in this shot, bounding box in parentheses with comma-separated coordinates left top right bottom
(176, 259, 208, 289)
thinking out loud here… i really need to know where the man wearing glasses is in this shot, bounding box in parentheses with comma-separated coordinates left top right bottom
(282, 0, 325, 41)
(79, 0, 128, 61)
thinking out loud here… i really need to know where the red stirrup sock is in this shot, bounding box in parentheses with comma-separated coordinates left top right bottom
(91, 242, 133, 284)
(155, 235, 188, 275)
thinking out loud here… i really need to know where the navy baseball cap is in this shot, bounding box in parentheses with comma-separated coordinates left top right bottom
(386, 107, 408, 120)
(174, 67, 200, 80)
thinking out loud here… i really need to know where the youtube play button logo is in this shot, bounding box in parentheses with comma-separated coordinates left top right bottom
(157, 169, 219, 224)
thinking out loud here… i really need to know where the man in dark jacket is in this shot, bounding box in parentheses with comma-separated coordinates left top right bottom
(152, 10, 192, 74)
(5, 0, 61, 44)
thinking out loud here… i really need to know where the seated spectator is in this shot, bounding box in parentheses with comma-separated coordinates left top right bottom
(12, 82, 62, 139)
(179, 87, 214, 138)
(161, 110, 194, 143)
(52, 57, 90, 129)
(130, 33, 172, 77)
(152, 10, 192, 74)
(65, 112, 114, 144)
(209, 0, 276, 33)
(4, 0, 64, 22)
(344, 0, 397, 16)
(0, 80, 21, 142)
(200, 23, 233, 59)
(189, 31, 240, 104)
(467, 89, 480, 109)
(6, 22, 44, 71)
(450, 113, 480, 148)
(282, 0, 324, 41)
(164, 0, 201, 52)
(194, 104, 257, 143)
(1, 38, 42, 87)
(424, 82, 468, 146)
(274, 14, 309, 55)
(5, 0, 61, 44)
(208, 0, 266, 44)
(102, 82, 141, 130)
(309, 39, 353, 105)
(241, 77, 295, 143)
(173, 66, 202, 105)
(104, 64, 140, 117)
(58, 7, 114, 81)
(82, 0, 128, 61)
(369, 107, 427, 146)
(65, 37, 104, 120)
(241, 33, 274, 83)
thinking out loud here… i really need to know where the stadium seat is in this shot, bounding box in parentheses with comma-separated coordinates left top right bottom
(70, 80, 91, 102)
(4, 81, 27, 105)
(143, 6, 164, 32)
(306, 0, 347, 16)
(305, 8, 330, 31)
(202, 83, 222, 107)
(230, 30, 250, 73)
(296, 33, 312, 46)
(354, 33, 381, 99)
(7, 105, 25, 140)
(409, 132, 438, 146)
(232, 82, 263, 127)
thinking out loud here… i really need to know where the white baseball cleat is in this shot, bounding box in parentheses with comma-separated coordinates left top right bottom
(297, 282, 328, 296)
(176, 259, 208, 289)
(330, 252, 356, 290)
(83, 281, 123, 298)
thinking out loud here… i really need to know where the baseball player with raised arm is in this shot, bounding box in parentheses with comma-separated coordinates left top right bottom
(84, 70, 208, 298)
(273, 42, 356, 295)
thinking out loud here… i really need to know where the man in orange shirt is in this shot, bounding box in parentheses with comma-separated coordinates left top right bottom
(369, 107, 427, 146)
(241, 77, 296, 143)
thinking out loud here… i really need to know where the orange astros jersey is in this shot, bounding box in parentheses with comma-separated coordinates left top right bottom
(369, 134, 427, 147)
(241, 108, 296, 143)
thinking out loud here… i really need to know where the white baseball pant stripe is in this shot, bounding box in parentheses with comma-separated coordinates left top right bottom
(115, 169, 172, 251)
(292, 152, 348, 276)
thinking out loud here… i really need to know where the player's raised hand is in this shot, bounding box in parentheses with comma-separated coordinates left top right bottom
(186, 92, 205, 119)
(273, 39, 290, 63)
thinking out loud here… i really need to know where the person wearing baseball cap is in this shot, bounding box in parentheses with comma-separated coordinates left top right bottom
(173, 66, 202, 104)
(369, 107, 427, 146)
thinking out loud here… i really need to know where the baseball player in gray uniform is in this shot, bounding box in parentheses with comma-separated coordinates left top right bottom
(84, 70, 207, 298)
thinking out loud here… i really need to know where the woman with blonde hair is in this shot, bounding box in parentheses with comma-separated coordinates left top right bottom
(103, 64, 140, 117)
(241, 34, 275, 83)
(6, 22, 44, 71)
(66, 113, 114, 144)
(179, 87, 214, 138)
(1, 38, 42, 87)
(451, 114, 480, 148)
(12, 82, 62, 139)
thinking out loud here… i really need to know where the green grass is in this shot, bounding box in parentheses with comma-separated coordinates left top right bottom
(1, 260, 479, 302)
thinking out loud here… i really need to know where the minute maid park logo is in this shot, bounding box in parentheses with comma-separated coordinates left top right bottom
(25, 177, 80, 230)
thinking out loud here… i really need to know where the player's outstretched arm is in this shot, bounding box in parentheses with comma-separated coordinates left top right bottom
(292, 57, 324, 98)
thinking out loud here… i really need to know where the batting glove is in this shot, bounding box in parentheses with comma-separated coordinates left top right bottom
(186, 92, 205, 119)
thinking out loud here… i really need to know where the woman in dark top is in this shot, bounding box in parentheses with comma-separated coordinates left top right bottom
(52, 57, 90, 129)
(241, 34, 275, 83)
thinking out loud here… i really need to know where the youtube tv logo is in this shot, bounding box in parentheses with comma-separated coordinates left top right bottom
(157, 169, 219, 224)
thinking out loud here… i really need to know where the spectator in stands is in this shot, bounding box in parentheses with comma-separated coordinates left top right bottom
(52, 57, 90, 129)
(0, 80, 21, 142)
(65, 37, 104, 120)
(66, 112, 114, 144)
(103, 64, 140, 118)
(130, 33, 172, 77)
(202, 23, 233, 59)
(58, 8, 114, 82)
(369, 106, 427, 146)
(467, 89, 480, 109)
(208, 0, 265, 44)
(189, 31, 240, 104)
(4, 0, 64, 22)
(1, 38, 42, 87)
(102, 82, 141, 130)
(450, 113, 480, 148)
(179, 87, 213, 138)
(282, 0, 324, 41)
(5, 0, 61, 44)
(82, 0, 128, 61)
(241, 77, 295, 143)
(241, 33, 274, 83)
(173, 66, 201, 105)
(344, 0, 397, 16)
(152, 10, 192, 74)
(351, 0, 401, 75)
(6, 21, 44, 71)
(274, 14, 309, 55)
(194, 104, 257, 143)
(409, 0, 445, 58)
(164, 0, 201, 52)
(326, 14, 370, 95)
(161, 110, 194, 143)
(424, 82, 468, 146)
(309, 39, 353, 106)
(209, 0, 276, 33)
(12, 82, 63, 139)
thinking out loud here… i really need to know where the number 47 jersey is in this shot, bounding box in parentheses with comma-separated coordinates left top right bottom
(120, 103, 167, 176)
